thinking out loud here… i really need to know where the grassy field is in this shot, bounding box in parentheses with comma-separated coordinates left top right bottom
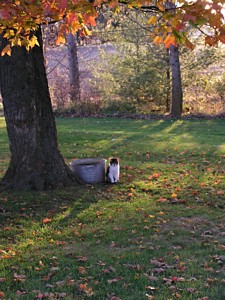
(0, 116, 225, 299)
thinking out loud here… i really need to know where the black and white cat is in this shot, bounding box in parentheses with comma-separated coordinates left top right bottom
(106, 158, 120, 183)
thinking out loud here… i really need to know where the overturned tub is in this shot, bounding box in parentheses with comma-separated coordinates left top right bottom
(70, 158, 106, 184)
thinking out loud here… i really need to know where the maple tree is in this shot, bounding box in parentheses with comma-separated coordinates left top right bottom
(0, 0, 100, 190)
(0, 0, 225, 190)
(147, 0, 225, 49)
(0, 0, 225, 55)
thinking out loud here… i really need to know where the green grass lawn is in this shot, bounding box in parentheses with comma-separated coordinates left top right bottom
(0, 116, 225, 299)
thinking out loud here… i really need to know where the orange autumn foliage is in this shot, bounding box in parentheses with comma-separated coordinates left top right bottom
(0, 0, 225, 54)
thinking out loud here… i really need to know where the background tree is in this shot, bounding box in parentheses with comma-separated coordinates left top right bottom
(90, 8, 170, 114)
(170, 44, 183, 117)
(67, 32, 81, 105)
(179, 34, 225, 114)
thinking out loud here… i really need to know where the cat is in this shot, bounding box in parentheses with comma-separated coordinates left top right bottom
(106, 158, 120, 183)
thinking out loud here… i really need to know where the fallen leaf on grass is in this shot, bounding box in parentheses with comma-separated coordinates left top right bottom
(78, 266, 87, 275)
(79, 284, 94, 297)
(146, 294, 155, 299)
(150, 259, 165, 267)
(43, 218, 52, 224)
(146, 286, 157, 291)
(79, 283, 88, 290)
(110, 241, 116, 248)
(171, 276, 185, 283)
(108, 276, 123, 283)
(96, 211, 102, 219)
(56, 280, 66, 287)
(157, 197, 168, 203)
(16, 290, 27, 296)
(157, 211, 165, 215)
(37, 292, 68, 298)
(67, 279, 76, 286)
(0, 249, 16, 259)
(45, 284, 54, 288)
(58, 293, 68, 298)
(97, 261, 106, 266)
(43, 272, 55, 281)
(50, 267, 59, 273)
(174, 292, 182, 298)
(102, 266, 116, 274)
(187, 288, 195, 293)
(148, 173, 160, 180)
(13, 273, 27, 282)
(123, 263, 142, 270)
(217, 190, 224, 195)
(4, 227, 11, 231)
(55, 240, 66, 246)
(76, 256, 88, 262)
(146, 274, 158, 281)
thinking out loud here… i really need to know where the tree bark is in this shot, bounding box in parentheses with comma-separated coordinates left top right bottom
(67, 33, 81, 105)
(166, 48, 171, 113)
(0, 28, 76, 191)
(170, 45, 183, 117)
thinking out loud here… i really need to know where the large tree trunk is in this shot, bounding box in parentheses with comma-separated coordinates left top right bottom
(0, 28, 76, 191)
(170, 45, 183, 118)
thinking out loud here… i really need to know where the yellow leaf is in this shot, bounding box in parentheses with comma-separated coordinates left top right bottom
(29, 36, 40, 48)
(148, 16, 158, 25)
(56, 35, 66, 45)
(164, 35, 176, 48)
(83, 26, 92, 36)
(1, 44, 11, 56)
(153, 35, 163, 45)
(113, 5, 120, 14)
(157, 2, 165, 11)
(17, 38, 22, 46)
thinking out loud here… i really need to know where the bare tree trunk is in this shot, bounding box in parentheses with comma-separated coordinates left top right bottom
(0, 28, 76, 191)
(170, 45, 183, 117)
(67, 33, 81, 105)
(166, 48, 171, 112)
